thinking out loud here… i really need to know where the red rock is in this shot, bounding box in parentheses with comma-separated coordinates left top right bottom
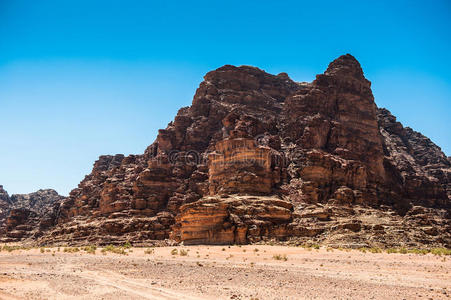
(0, 188, 64, 242)
(3, 54, 449, 248)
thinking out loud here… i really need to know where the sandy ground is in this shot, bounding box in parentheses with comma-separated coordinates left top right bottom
(0, 245, 450, 300)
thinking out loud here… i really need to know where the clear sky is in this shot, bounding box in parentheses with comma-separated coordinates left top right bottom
(0, 0, 450, 195)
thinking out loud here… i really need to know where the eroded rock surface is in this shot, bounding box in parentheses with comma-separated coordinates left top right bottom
(0, 185, 10, 230)
(5, 54, 449, 247)
(171, 195, 293, 245)
(0, 188, 65, 242)
(208, 138, 274, 195)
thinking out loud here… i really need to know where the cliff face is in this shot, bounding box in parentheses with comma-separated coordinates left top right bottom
(0, 186, 10, 229)
(0, 188, 65, 242)
(378, 108, 451, 208)
(10, 54, 450, 247)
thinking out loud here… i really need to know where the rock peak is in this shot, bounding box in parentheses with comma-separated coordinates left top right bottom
(203, 64, 269, 82)
(324, 53, 365, 79)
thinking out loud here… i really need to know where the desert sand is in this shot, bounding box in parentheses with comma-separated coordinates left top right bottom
(0, 245, 450, 299)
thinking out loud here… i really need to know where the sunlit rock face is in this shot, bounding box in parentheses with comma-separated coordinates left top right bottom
(208, 138, 273, 195)
(171, 195, 293, 245)
(6, 54, 448, 247)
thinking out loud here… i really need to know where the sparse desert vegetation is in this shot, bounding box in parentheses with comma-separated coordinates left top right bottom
(1, 243, 449, 257)
(63, 247, 80, 253)
(272, 254, 288, 261)
(144, 247, 155, 254)
(83, 245, 97, 254)
(100, 244, 129, 255)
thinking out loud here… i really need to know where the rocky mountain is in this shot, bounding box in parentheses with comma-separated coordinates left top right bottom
(0, 188, 65, 243)
(3, 54, 450, 248)
(0, 185, 10, 228)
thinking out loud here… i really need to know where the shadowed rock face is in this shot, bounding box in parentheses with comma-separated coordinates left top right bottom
(0, 188, 65, 242)
(6, 54, 450, 247)
(0, 185, 10, 228)
(378, 108, 451, 208)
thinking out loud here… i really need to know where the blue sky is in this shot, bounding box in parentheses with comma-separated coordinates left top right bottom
(0, 0, 450, 195)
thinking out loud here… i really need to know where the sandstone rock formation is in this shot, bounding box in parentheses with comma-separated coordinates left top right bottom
(378, 108, 451, 208)
(4, 54, 449, 248)
(0, 188, 65, 242)
(0, 185, 10, 229)
(208, 138, 274, 195)
(171, 195, 293, 245)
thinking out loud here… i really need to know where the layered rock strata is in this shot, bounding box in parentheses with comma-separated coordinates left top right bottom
(3, 54, 449, 248)
(0, 185, 10, 230)
(0, 188, 65, 242)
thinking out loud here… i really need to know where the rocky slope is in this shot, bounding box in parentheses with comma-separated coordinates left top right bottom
(0, 188, 65, 243)
(4, 54, 450, 248)
(0, 186, 10, 229)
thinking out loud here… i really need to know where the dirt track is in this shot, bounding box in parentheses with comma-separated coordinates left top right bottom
(0, 245, 450, 299)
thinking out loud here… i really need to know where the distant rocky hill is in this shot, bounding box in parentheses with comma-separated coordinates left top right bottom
(0, 187, 64, 242)
(0, 186, 10, 228)
(1, 54, 450, 248)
